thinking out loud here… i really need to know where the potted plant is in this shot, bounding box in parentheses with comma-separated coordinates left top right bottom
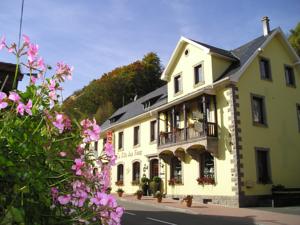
(131, 180, 140, 186)
(106, 187, 112, 194)
(182, 195, 193, 207)
(141, 177, 150, 196)
(154, 191, 163, 203)
(196, 177, 215, 185)
(117, 188, 124, 197)
(150, 176, 161, 196)
(135, 189, 143, 200)
(168, 178, 182, 186)
(115, 180, 124, 186)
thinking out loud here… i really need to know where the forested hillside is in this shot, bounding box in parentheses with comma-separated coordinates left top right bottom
(62, 52, 165, 124)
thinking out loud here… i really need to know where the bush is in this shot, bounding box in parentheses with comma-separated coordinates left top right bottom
(0, 35, 123, 224)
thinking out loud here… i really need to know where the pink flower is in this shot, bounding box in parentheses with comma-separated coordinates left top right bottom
(52, 113, 64, 133)
(0, 92, 8, 109)
(17, 100, 32, 116)
(72, 158, 85, 176)
(37, 57, 46, 71)
(90, 192, 109, 206)
(23, 34, 30, 45)
(48, 79, 57, 91)
(27, 43, 38, 63)
(56, 62, 73, 80)
(59, 151, 67, 157)
(57, 194, 71, 205)
(81, 119, 101, 143)
(0, 36, 6, 50)
(8, 92, 20, 102)
(51, 187, 59, 202)
(31, 76, 37, 84)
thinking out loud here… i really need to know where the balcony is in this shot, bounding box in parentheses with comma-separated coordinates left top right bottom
(157, 94, 218, 156)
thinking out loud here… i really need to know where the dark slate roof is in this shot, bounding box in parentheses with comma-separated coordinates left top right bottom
(101, 85, 167, 130)
(100, 29, 278, 130)
(190, 39, 239, 61)
(216, 28, 278, 80)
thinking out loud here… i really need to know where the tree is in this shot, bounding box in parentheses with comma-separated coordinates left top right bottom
(62, 52, 166, 123)
(288, 22, 300, 56)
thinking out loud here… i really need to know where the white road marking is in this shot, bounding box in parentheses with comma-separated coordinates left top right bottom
(146, 217, 177, 225)
(124, 212, 136, 216)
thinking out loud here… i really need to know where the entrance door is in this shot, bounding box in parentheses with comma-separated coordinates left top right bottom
(150, 159, 159, 179)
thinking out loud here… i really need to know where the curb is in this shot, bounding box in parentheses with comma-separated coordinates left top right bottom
(117, 197, 198, 215)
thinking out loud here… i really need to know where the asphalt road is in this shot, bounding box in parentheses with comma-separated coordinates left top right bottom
(119, 200, 256, 225)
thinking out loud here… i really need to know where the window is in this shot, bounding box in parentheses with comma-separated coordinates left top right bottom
(118, 131, 123, 149)
(94, 141, 98, 158)
(175, 112, 180, 128)
(200, 152, 214, 179)
(150, 120, 157, 142)
(285, 65, 296, 87)
(251, 94, 267, 126)
(150, 159, 159, 179)
(117, 164, 124, 182)
(133, 126, 140, 146)
(297, 104, 300, 132)
(259, 58, 272, 80)
(255, 148, 271, 184)
(194, 64, 204, 84)
(170, 156, 182, 182)
(132, 161, 140, 182)
(174, 75, 182, 94)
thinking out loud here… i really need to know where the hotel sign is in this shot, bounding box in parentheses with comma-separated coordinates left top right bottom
(107, 131, 113, 144)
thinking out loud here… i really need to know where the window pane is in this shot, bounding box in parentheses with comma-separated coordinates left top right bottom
(132, 162, 140, 181)
(260, 59, 270, 80)
(285, 66, 295, 86)
(150, 121, 156, 141)
(118, 132, 123, 149)
(297, 105, 300, 131)
(256, 150, 270, 183)
(134, 126, 139, 145)
(171, 157, 182, 182)
(252, 96, 265, 124)
(174, 75, 181, 93)
(194, 65, 203, 84)
(200, 152, 214, 178)
(117, 164, 124, 181)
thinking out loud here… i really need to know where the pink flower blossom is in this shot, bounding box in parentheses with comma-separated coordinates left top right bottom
(57, 194, 71, 205)
(27, 43, 38, 63)
(0, 36, 6, 50)
(23, 34, 30, 45)
(0, 92, 8, 109)
(52, 113, 64, 133)
(17, 100, 32, 116)
(81, 119, 101, 143)
(37, 57, 46, 71)
(48, 79, 57, 91)
(59, 151, 67, 157)
(31, 76, 37, 84)
(72, 158, 85, 176)
(8, 92, 20, 102)
(56, 62, 73, 80)
(51, 187, 59, 202)
(90, 192, 109, 206)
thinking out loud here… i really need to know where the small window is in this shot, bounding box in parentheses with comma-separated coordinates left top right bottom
(251, 94, 267, 126)
(150, 120, 157, 142)
(256, 148, 271, 184)
(259, 58, 272, 80)
(170, 156, 182, 182)
(174, 75, 182, 94)
(133, 126, 140, 146)
(297, 104, 300, 132)
(200, 152, 215, 179)
(132, 161, 140, 182)
(118, 132, 123, 149)
(194, 64, 204, 84)
(117, 164, 124, 182)
(285, 65, 296, 87)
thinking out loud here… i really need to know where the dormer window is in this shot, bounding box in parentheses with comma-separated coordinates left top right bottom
(194, 64, 204, 85)
(259, 57, 272, 80)
(174, 75, 182, 94)
(109, 112, 125, 124)
(142, 95, 162, 110)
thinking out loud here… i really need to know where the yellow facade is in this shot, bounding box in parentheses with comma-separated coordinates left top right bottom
(98, 28, 300, 207)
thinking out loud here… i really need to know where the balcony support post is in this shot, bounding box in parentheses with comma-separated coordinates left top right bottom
(172, 107, 175, 142)
(183, 103, 187, 141)
(202, 94, 208, 135)
(213, 95, 218, 136)
(157, 112, 160, 146)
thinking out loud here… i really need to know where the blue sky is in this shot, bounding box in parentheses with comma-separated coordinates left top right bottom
(0, 0, 299, 98)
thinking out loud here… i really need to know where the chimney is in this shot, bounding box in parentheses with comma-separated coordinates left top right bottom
(261, 16, 270, 36)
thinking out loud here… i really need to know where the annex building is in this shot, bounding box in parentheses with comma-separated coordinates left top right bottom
(97, 17, 300, 207)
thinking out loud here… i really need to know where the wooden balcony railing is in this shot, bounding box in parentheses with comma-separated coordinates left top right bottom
(159, 122, 217, 146)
